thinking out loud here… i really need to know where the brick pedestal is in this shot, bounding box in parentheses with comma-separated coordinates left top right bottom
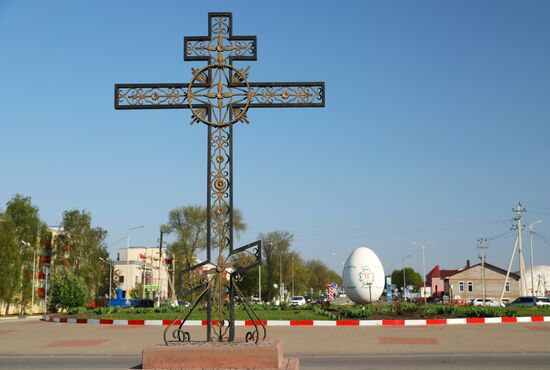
(142, 340, 298, 370)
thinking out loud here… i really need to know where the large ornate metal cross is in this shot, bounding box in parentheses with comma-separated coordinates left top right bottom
(114, 12, 324, 344)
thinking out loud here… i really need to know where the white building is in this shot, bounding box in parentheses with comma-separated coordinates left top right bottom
(525, 265, 550, 296)
(113, 246, 171, 300)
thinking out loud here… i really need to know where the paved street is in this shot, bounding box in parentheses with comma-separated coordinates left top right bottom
(1, 318, 549, 369)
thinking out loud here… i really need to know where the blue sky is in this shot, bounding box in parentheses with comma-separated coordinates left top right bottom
(1, 0, 550, 276)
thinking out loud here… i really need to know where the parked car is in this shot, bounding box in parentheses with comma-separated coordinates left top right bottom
(289, 296, 307, 306)
(507, 296, 550, 307)
(316, 295, 329, 304)
(247, 296, 262, 304)
(131, 299, 154, 308)
(471, 298, 504, 307)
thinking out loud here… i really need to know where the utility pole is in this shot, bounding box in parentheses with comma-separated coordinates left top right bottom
(499, 203, 527, 303)
(515, 203, 527, 296)
(258, 263, 262, 302)
(477, 238, 487, 305)
(500, 237, 518, 304)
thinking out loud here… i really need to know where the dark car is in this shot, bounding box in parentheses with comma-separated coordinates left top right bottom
(316, 295, 329, 304)
(303, 295, 312, 304)
(131, 299, 154, 308)
(507, 296, 550, 307)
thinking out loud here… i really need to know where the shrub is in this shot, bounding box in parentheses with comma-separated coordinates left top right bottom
(312, 305, 338, 320)
(437, 305, 458, 316)
(396, 303, 418, 315)
(375, 304, 397, 315)
(504, 308, 517, 317)
(68, 306, 87, 315)
(342, 305, 373, 319)
(48, 268, 90, 311)
(461, 306, 498, 318)
(93, 307, 113, 315)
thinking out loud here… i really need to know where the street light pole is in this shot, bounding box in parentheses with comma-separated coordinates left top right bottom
(126, 225, 144, 305)
(411, 241, 436, 303)
(21, 241, 36, 314)
(401, 254, 412, 301)
(44, 265, 50, 313)
(279, 252, 283, 303)
(528, 220, 543, 297)
(291, 256, 295, 298)
(421, 246, 426, 302)
(99, 257, 112, 301)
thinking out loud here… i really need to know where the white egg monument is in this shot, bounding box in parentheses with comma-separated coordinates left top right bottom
(342, 247, 385, 304)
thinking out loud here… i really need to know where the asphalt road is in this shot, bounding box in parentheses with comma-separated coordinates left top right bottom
(1, 353, 550, 370)
(1, 318, 549, 369)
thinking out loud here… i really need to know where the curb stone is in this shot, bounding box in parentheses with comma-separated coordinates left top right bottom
(43, 315, 550, 327)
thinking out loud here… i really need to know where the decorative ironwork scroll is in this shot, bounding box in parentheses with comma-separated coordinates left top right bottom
(114, 12, 325, 344)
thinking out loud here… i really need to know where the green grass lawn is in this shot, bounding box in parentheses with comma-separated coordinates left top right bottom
(56, 303, 550, 321)
(65, 306, 329, 321)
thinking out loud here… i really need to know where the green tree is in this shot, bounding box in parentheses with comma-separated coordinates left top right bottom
(229, 248, 264, 299)
(48, 268, 89, 311)
(130, 283, 143, 299)
(257, 231, 294, 301)
(0, 218, 22, 315)
(302, 259, 342, 297)
(162, 205, 246, 297)
(391, 267, 422, 291)
(1, 194, 45, 313)
(56, 210, 109, 300)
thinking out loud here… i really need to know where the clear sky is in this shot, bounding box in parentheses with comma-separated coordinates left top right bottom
(1, 0, 550, 276)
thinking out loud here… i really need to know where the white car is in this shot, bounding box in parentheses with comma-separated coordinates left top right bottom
(289, 296, 307, 306)
(248, 296, 262, 304)
(471, 298, 504, 307)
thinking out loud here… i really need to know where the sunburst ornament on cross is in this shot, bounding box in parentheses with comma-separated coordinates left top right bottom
(114, 12, 325, 344)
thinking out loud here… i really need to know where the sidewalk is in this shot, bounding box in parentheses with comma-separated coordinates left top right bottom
(0, 315, 42, 322)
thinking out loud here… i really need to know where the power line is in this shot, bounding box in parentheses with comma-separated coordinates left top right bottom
(291, 220, 509, 242)
(529, 211, 550, 216)
(248, 219, 508, 238)
(486, 230, 513, 241)
(533, 232, 550, 248)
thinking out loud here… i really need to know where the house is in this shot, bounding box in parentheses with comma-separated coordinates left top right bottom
(425, 265, 460, 296)
(114, 246, 171, 300)
(426, 260, 522, 303)
(444, 262, 520, 303)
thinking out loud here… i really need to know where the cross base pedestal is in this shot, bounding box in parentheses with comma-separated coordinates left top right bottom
(142, 340, 298, 370)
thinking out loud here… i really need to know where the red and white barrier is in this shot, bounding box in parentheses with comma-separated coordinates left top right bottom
(44, 316, 550, 326)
